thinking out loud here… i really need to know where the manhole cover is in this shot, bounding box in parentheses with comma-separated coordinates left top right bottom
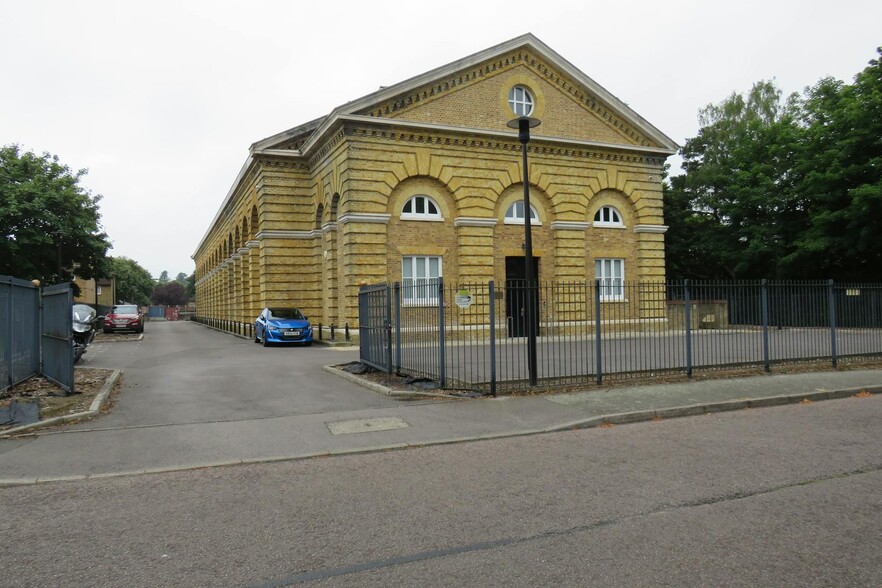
(326, 417, 410, 435)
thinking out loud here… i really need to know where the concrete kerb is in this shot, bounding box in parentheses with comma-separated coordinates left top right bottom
(0, 369, 122, 438)
(323, 364, 467, 400)
(542, 386, 882, 433)
(97, 334, 144, 342)
(1, 382, 879, 487)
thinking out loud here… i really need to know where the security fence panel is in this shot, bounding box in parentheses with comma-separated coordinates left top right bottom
(1, 276, 40, 393)
(836, 282, 882, 359)
(394, 279, 445, 385)
(766, 281, 833, 364)
(41, 283, 74, 394)
(358, 278, 882, 394)
(359, 284, 391, 373)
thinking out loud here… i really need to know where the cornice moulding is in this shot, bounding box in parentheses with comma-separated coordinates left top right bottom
(337, 114, 677, 157)
(252, 148, 303, 158)
(256, 230, 319, 240)
(551, 221, 591, 231)
(633, 224, 669, 234)
(245, 240, 260, 248)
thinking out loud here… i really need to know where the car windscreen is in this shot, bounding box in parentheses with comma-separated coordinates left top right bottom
(267, 308, 304, 320)
(111, 305, 138, 314)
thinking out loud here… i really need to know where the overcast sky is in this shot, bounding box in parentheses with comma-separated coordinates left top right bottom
(3, 1, 880, 279)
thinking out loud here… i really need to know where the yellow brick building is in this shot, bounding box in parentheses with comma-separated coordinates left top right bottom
(192, 34, 677, 331)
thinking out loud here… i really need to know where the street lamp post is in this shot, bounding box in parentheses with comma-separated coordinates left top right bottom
(507, 116, 541, 386)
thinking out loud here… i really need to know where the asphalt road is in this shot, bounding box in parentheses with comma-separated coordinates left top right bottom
(74, 321, 393, 427)
(2, 393, 879, 587)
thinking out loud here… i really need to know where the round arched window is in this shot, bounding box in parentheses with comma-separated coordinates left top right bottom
(508, 86, 534, 117)
(401, 195, 442, 220)
(504, 201, 540, 225)
(593, 206, 624, 227)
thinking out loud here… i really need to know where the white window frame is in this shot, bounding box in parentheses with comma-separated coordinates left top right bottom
(595, 258, 625, 301)
(96, 285, 102, 295)
(593, 206, 624, 228)
(508, 86, 534, 117)
(503, 201, 541, 225)
(402, 256, 442, 305)
(401, 195, 443, 221)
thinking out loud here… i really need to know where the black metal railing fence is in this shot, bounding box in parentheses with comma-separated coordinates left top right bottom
(359, 279, 882, 394)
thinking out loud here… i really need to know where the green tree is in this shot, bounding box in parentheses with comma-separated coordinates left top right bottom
(158, 270, 170, 284)
(109, 256, 154, 306)
(174, 272, 187, 284)
(667, 81, 804, 279)
(184, 272, 196, 300)
(785, 48, 882, 280)
(151, 281, 189, 306)
(0, 145, 110, 284)
(669, 49, 882, 281)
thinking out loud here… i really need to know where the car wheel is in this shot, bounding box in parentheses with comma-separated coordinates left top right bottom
(103, 329, 111, 334)
(305, 341, 312, 347)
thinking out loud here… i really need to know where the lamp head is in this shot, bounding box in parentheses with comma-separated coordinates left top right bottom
(507, 116, 541, 144)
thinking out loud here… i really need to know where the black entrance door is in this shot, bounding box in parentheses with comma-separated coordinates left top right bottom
(505, 256, 540, 337)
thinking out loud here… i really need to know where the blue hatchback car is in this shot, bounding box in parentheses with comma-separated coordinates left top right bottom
(254, 307, 313, 347)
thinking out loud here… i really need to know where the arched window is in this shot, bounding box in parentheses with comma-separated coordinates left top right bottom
(508, 86, 534, 117)
(401, 195, 442, 220)
(504, 201, 540, 225)
(593, 206, 624, 227)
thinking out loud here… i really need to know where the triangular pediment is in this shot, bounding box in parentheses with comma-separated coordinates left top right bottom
(254, 34, 677, 154)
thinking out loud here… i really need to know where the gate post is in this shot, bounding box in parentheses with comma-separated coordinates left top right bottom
(595, 278, 602, 385)
(828, 279, 838, 368)
(385, 284, 393, 373)
(684, 279, 693, 378)
(761, 279, 770, 371)
(438, 277, 446, 387)
(489, 280, 496, 396)
(394, 282, 401, 374)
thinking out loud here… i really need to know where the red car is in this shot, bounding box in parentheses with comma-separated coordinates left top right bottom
(103, 304, 144, 333)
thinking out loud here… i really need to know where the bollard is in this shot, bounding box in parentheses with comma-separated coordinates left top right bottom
(318, 323, 323, 341)
(330, 323, 336, 341)
(345, 322, 350, 341)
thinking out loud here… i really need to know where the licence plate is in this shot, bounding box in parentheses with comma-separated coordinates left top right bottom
(284, 330, 301, 337)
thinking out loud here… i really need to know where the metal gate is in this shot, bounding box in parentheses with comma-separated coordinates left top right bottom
(41, 283, 74, 393)
(1, 276, 40, 392)
(358, 284, 391, 372)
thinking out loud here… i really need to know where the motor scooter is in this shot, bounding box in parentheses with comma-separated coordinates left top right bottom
(72, 304, 103, 363)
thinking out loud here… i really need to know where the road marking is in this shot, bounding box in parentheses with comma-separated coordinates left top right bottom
(326, 417, 409, 435)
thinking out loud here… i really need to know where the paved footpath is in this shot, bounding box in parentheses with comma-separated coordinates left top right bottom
(1, 322, 880, 485)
